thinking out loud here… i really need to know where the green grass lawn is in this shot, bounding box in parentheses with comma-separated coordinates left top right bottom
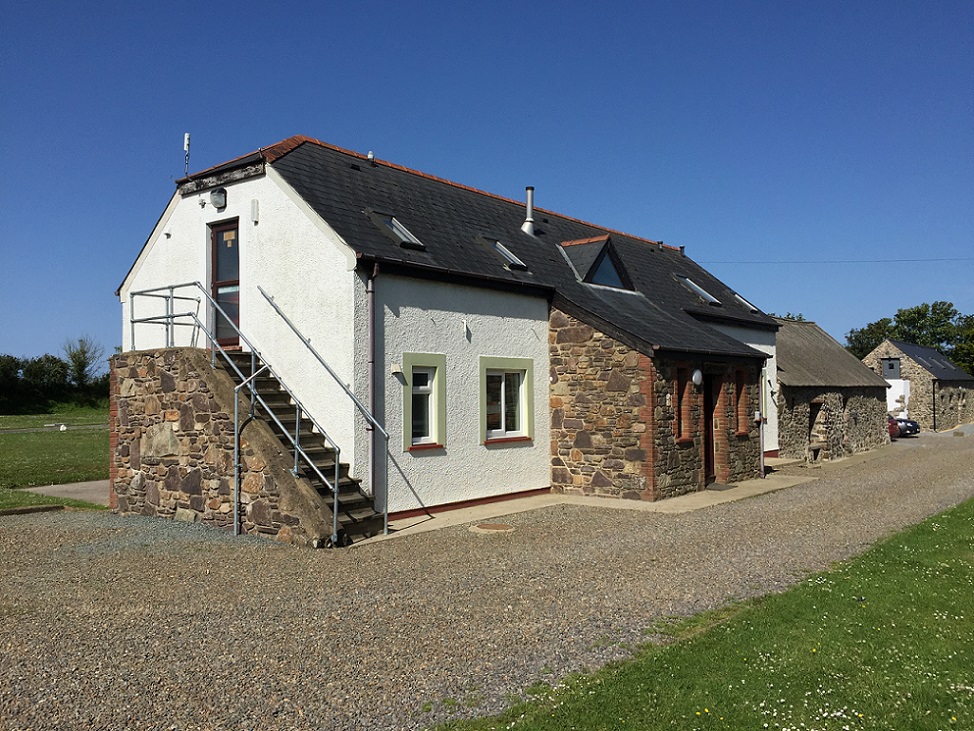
(0, 486, 107, 511)
(0, 427, 109, 489)
(0, 404, 108, 431)
(440, 498, 974, 731)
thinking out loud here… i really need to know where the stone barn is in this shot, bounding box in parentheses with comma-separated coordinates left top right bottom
(774, 318, 889, 462)
(863, 339, 974, 431)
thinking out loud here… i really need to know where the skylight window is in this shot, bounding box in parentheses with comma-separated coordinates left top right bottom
(378, 215, 426, 251)
(493, 240, 528, 271)
(679, 276, 721, 307)
(733, 293, 759, 313)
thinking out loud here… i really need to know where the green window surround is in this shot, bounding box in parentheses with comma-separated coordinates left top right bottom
(401, 353, 447, 452)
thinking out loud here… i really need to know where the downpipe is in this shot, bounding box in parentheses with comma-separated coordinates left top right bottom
(366, 263, 386, 533)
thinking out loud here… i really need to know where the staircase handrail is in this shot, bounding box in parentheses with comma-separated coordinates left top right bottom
(257, 285, 390, 536)
(129, 281, 344, 545)
(256, 286, 390, 442)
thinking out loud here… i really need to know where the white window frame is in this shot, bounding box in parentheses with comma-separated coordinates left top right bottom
(479, 356, 534, 443)
(401, 353, 446, 451)
(410, 367, 435, 446)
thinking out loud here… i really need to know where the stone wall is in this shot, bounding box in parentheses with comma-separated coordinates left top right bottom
(934, 383, 974, 432)
(777, 386, 889, 462)
(863, 342, 974, 431)
(549, 310, 653, 499)
(548, 308, 761, 501)
(110, 348, 334, 547)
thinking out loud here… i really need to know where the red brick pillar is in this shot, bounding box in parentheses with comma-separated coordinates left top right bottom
(638, 354, 657, 500)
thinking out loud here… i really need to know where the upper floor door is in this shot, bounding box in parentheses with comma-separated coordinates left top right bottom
(211, 221, 239, 347)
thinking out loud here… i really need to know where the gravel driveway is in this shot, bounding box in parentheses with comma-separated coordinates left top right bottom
(2, 432, 972, 730)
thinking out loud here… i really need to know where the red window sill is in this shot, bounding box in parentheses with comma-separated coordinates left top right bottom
(484, 436, 533, 446)
(735, 430, 750, 438)
(676, 436, 694, 446)
(408, 443, 444, 452)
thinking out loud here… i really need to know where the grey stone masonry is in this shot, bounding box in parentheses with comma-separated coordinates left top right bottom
(777, 386, 889, 462)
(110, 348, 334, 547)
(548, 307, 761, 501)
(863, 342, 974, 431)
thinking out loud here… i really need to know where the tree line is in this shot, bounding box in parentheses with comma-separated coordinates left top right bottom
(0, 337, 109, 413)
(845, 301, 974, 375)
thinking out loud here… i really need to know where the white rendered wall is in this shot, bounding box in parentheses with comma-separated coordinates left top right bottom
(365, 274, 551, 512)
(886, 378, 910, 416)
(711, 324, 779, 453)
(119, 171, 362, 472)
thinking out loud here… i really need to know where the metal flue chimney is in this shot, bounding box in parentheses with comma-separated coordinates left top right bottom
(521, 186, 535, 236)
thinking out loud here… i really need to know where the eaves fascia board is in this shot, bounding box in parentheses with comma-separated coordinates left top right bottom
(357, 254, 554, 300)
(177, 161, 266, 195)
(686, 307, 779, 331)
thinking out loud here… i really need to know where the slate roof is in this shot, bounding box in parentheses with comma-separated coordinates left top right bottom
(887, 340, 974, 381)
(774, 318, 889, 388)
(184, 136, 778, 360)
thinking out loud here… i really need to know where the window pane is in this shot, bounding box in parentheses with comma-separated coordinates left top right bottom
(504, 372, 520, 432)
(486, 374, 503, 431)
(215, 285, 239, 341)
(412, 393, 430, 440)
(590, 255, 625, 288)
(214, 227, 239, 282)
(413, 371, 430, 389)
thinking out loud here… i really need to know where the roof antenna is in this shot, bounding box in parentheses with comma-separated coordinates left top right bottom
(183, 133, 191, 176)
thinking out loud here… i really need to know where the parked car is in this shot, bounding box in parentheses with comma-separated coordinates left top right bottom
(888, 415, 900, 439)
(896, 417, 920, 437)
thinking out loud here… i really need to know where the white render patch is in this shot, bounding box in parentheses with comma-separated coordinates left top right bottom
(711, 322, 779, 453)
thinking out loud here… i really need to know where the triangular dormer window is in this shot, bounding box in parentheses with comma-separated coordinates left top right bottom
(560, 235, 633, 291)
(588, 249, 629, 289)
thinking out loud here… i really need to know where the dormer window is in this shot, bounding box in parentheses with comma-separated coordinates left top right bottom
(559, 235, 633, 291)
(492, 240, 528, 271)
(679, 276, 721, 306)
(589, 254, 627, 288)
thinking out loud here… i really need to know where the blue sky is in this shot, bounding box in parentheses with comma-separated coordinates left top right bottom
(1, 0, 971, 362)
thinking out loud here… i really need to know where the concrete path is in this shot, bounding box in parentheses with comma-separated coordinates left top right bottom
(23, 479, 111, 506)
(368, 457, 815, 543)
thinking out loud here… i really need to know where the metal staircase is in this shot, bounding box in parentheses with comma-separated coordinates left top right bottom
(222, 351, 383, 544)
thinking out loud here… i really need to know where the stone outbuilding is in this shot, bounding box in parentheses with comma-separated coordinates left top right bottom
(862, 339, 974, 431)
(774, 318, 890, 462)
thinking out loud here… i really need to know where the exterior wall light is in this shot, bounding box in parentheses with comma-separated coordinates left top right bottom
(692, 369, 704, 387)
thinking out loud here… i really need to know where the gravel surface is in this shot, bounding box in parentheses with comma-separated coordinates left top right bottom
(2, 432, 973, 730)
